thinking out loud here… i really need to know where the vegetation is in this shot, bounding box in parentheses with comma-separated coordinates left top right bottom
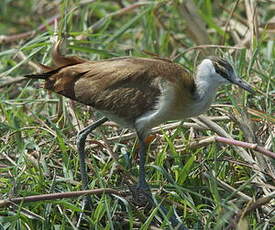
(0, 0, 274, 229)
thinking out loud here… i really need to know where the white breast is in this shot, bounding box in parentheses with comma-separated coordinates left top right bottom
(135, 74, 221, 137)
(135, 80, 181, 137)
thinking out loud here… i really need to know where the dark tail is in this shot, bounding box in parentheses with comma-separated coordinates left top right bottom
(24, 39, 87, 80)
(24, 68, 61, 80)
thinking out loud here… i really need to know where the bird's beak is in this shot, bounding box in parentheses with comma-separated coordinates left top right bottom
(231, 76, 255, 94)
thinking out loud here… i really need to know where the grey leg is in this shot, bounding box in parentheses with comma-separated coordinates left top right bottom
(137, 137, 150, 190)
(133, 133, 188, 230)
(76, 117, 108, 208)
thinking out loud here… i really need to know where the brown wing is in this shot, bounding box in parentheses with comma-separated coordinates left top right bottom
(51, 57, 194, 122)
(73, 59, 161, 121)
(25, 43, 195, 123)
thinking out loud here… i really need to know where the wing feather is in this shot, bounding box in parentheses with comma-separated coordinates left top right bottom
(25, 45, 195, 123)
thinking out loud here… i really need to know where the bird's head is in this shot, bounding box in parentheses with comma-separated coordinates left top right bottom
(198, 56, 254, 93)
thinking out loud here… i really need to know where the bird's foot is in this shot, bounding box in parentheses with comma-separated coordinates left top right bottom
(129, 183, 188, 230)
(82, 195, 93, 211)
(76, 196, 93, 228)
(129, 183, 153, 208)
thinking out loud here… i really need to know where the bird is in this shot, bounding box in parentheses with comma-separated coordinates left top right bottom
(25, 40, 253, 228)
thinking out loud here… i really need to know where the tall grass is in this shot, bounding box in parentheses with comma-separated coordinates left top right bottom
(0, 0, 274, 229)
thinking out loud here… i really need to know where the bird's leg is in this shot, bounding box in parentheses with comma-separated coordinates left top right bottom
(76, 117, 108, 209)
(129, 134, 153, 206)
(131, 134, 189, 230)
(137, 137, 150, 191)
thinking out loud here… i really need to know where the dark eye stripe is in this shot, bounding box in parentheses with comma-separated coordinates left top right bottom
(214, 63, 229, 79)
(218, 60, 233, 72)
(208, 56, 233, 80)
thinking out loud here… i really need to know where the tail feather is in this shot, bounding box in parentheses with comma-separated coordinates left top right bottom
(24, 68, 61, 79)
(36, 63, 53, 72)
(25, 39, 87, 80)
(52, 39, 87, 67)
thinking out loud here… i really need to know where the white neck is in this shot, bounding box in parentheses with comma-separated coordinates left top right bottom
(195, 72, 220, 101)
(195, 59, 228, 99)
(190, 59, 226, 115)
(134, 59, 231, 134)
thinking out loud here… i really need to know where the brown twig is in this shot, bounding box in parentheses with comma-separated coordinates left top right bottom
(197, 115, 256, 165)
(186, 134, 275, 159)
(0, 188, 123, 208)
(215, 136, 275, 159)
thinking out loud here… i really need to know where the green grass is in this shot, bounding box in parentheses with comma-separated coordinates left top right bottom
(0, 0, 274, 229)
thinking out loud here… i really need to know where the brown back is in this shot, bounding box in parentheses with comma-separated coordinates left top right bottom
(27, 42, 196, 122)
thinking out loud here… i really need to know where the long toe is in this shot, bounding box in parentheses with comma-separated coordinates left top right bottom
(129, 183, 153, 207)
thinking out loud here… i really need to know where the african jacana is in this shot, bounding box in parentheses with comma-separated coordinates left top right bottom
(25, 40, 253, 228)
